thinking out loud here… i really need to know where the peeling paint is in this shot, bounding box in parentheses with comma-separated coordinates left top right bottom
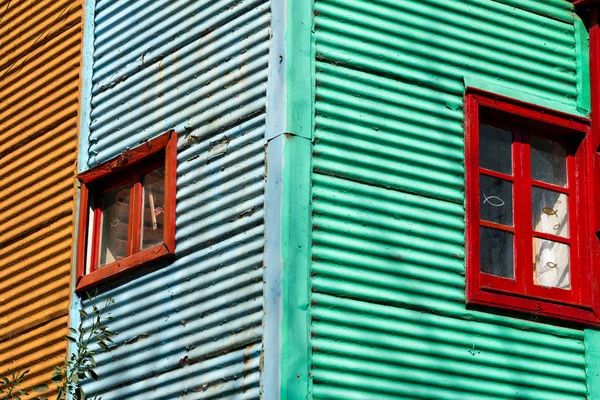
(76, 0, 270, 398)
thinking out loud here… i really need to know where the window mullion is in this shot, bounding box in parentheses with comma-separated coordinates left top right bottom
(520, 130, 535, 295)
(567, 151, 580, 300)
(90, 202, 102, 273)
(514, 127, 529, 294)
(128, 178, 143, 256)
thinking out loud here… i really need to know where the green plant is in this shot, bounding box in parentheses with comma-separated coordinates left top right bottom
(0, 292, 115, 400)
(0, 370, 48, 400)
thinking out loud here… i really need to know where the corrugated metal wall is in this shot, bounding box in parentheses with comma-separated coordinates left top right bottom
(311, 0, 588, 398)
(0, 0, 82, 397)
(78, 0, 270, 398)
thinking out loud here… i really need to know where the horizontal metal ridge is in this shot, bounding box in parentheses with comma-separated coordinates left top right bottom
(91, 0, 269, 93)
(311, 294, 586, 399)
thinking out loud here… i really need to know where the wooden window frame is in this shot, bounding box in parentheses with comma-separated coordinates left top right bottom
(570, 0, 600, 8)
(75, 131, 177, 292)
(465, 88, 600, 325)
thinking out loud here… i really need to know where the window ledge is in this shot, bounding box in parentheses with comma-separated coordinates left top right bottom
(75, 242, 173, 293)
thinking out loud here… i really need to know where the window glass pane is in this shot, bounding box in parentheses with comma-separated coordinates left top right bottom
(479, 124, 512, 174)
(533, 238, 570, 289)
(480, 174, 513, 226)
(532, 186, 569, 238)
(98, 185, 130, 267)
(531, 136, 567, 187)
(480, 227, 514, 279)
(141, 167, 165, 250)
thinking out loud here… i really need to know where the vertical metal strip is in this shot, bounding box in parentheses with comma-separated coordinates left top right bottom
(586, 329, 600, 398)
(280, 135, 312, 400)
(286, 0, 314, 140)
(77, 0, 95, 172)
(69, 0, 97, 372)
(279, 0, 315, 398)
(263, 0, 286, 395)
(575, 14, 591, 115)
(264, 135, 284, 399)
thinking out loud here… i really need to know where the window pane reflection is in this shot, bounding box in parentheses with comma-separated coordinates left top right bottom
(531, 136, 567, 187)
(480, 227, 514, 279)
(98, 185, 130, 267)
(532, 187, 569, 238)
(479, 124, 512, 175)
(141, 167, 165, 250)
(533, 238, 570, 289)
(480, 174, 513, 226)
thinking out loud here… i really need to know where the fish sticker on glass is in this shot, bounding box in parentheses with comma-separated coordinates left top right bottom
(482, 194, 505, 207)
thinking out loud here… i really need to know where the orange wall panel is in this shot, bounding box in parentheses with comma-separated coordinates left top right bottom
(0, 0, 83, 397)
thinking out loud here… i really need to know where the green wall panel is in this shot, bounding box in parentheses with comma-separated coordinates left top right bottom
(310, 0, 588, 398)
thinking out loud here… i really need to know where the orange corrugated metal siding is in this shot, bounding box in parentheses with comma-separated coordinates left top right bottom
(0, 0, 82, 397)
(0, 316, 68, 399)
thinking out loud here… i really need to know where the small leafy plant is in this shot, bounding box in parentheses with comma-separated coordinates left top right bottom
(0, 292, 115, 400)
(0, 370, 48, 400)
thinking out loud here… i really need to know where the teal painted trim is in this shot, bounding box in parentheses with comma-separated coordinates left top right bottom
(281, 0, 314, 398)
(285, 0, 314, 138)
(585, 330, 600, 398)
(463, 76, 586, 117)
(575, 14, 591, 116)
(280, 135, 312, 400)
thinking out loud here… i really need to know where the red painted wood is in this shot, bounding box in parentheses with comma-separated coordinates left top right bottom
(480, 220, 515, 233)
(78, 132, 173, 184)
(76, 243, 171, 293)
(89, 205, 102, 273)
(469, 290, 599, 326)
(479, 168, 514, 182)
(465, 88, 599, 325)
(465, 94, 481, 306)
(585, 7, 600, 311)
(76, 185, 89, 284)
(570, 0, 600, 8)
(512, 127, 527, 298)
(76, 131, 177, 290)
(129, 179, 143, 256)
(163, 132, 178, 253)
(470, 88, 590, 133)
(589, 10, 600, 234)
(531, 231, 572, 245)
(530, 180, 570, 195)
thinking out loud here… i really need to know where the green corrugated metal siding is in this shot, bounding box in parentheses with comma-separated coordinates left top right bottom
(311, 0, 587, 398)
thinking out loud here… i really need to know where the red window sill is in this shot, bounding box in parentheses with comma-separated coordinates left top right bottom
(75, 242, 173, 293)
(467, 286, 600, 326)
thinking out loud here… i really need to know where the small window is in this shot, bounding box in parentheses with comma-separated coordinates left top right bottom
(76, 131, 177, 291)
(465, 89, 599, 325)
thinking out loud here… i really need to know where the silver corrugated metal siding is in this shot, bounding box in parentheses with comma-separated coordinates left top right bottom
(77, 0, 270, 398)
(311, 0, 588, 398)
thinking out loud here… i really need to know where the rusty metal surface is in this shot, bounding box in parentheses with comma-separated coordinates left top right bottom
(75, 0, 270, 398)
(0, 0, 82, 397)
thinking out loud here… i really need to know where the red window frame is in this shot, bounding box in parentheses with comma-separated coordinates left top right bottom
(465, 88, 600, 325)
(75, 131, 177, 292)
